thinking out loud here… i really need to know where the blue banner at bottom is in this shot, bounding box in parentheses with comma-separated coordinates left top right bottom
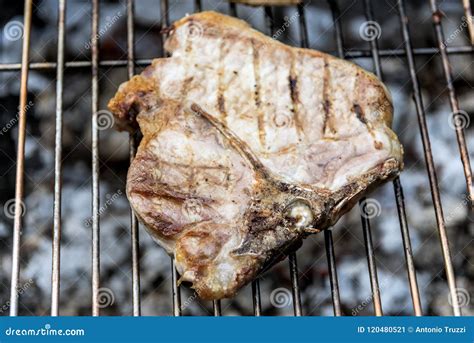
(0, 316, 473, 343)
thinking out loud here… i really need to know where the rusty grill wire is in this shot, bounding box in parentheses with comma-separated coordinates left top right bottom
(4, 0, 474, 316)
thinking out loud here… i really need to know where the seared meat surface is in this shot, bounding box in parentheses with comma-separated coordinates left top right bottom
(108, 11, 403, 299)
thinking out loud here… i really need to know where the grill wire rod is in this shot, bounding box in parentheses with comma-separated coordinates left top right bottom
(50, 0, 66, 317)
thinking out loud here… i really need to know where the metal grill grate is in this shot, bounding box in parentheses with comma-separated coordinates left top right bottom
(3, 0, 473, 317)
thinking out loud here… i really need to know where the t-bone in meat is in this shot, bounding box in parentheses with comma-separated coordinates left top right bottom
(108, 11, 403, 300)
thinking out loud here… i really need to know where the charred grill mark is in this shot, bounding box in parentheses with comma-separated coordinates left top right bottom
(133, 153, 233, 190)
(153, 158, 231, 174)
(182, 76, 194, 96)
(322, 58, 334, 136)
(354, 70, 361, 108)
(353, 103, 367, 125)
(217, 94, 226, 115)
(322, 59, 331, 133)
(182, 20, 196, 99)
(252, 48, 261, 107)
(289, 52, 303, 137)
(132, 188, 184, 203)
(146, 214, 181, 237)
(289, 77, 298, 101)
(353, 72, 379, 149)
(217, 39, 227, 123)
(252, 39, 265, 149)
(260, 144, 297, 158)
(323, 100, 331, 125)
(186, 155, 197, 190)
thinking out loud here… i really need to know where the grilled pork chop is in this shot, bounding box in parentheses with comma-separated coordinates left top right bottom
(108, 11, 403, 300)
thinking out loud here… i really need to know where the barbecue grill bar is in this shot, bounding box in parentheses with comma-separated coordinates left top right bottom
(51, 0, 66, 317)
(1, 46, 473, 71)
(462, 0, 474, 44)
(171, 259, 181, 316)
(329, 0, 385, 316)
(397, 0, 455, 317)
(126, 0, 142, 317)
(365, 0, 422, 316)
(91, 0, 101, 317)
(427, 0, 469, 316)
(8, 0, 33, 317)
(5, 0, 470, 317)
